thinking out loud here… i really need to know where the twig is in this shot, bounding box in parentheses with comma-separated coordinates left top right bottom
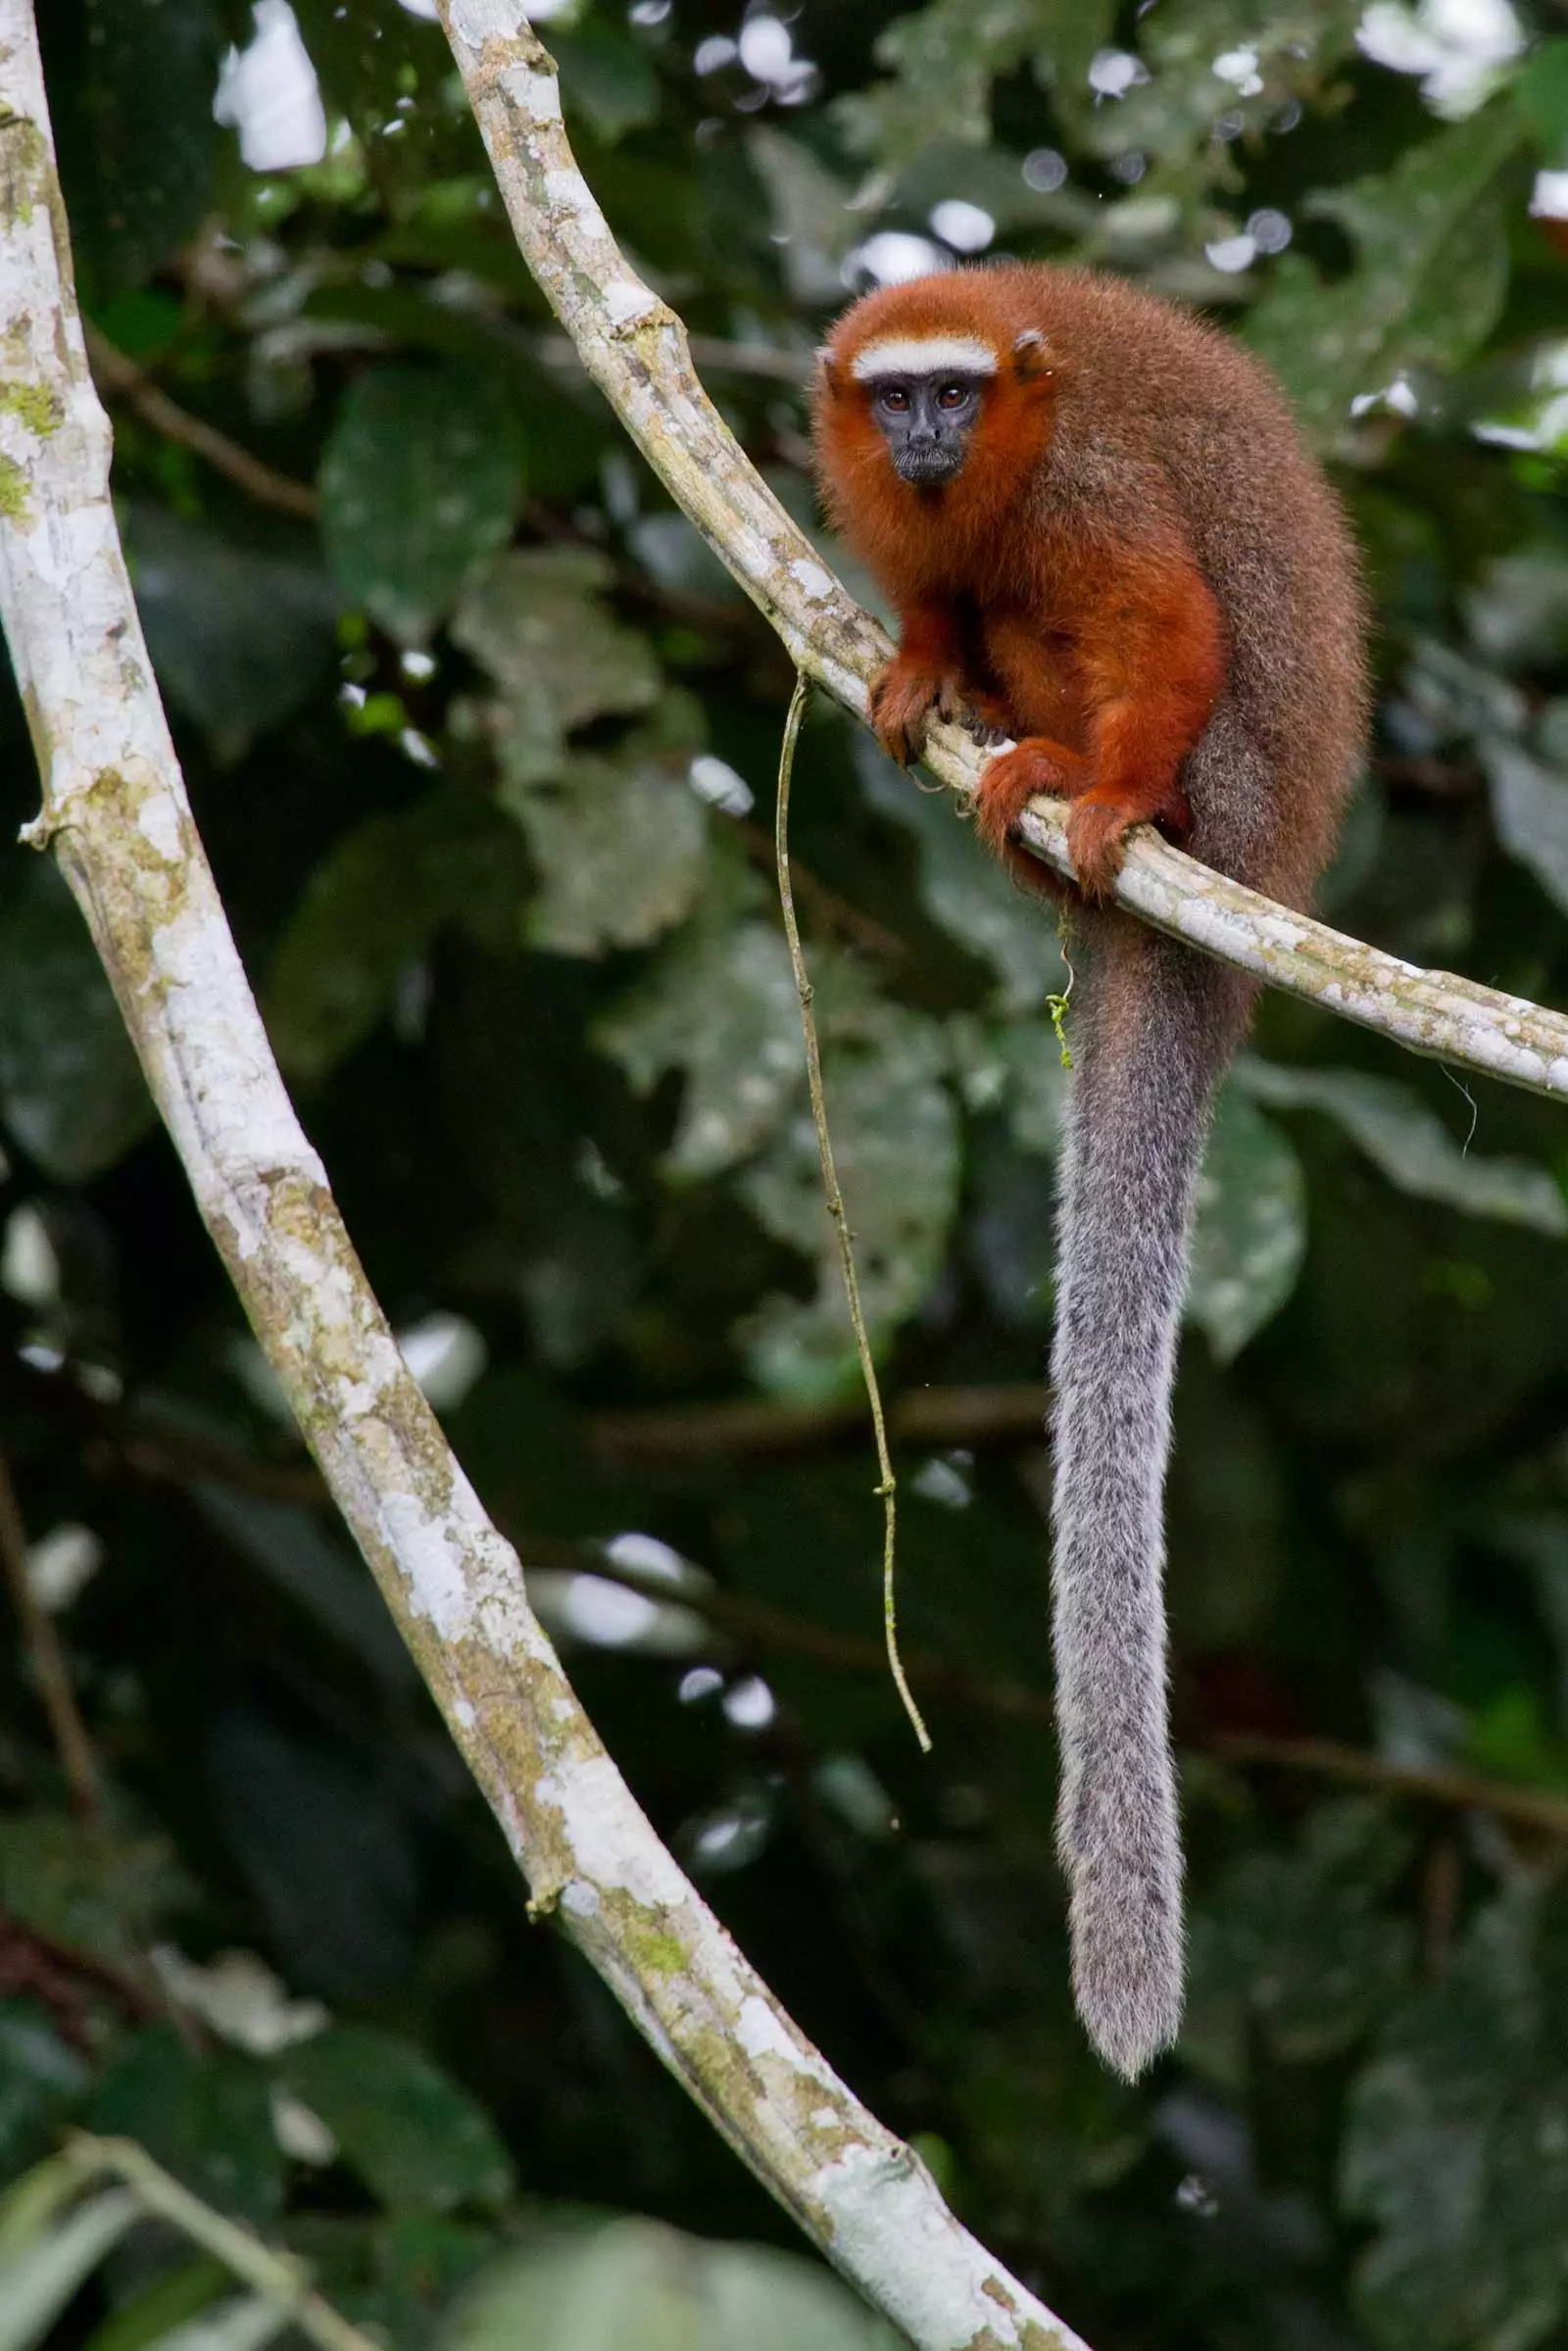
(590, 1381, 1051, 1464)
(0, 1913, 159, 2027)
(450, 11, 1568, 1110)
(84, 326, 320, 521)
(772, 674, 929, 1752)
(1208, 1732, 1568, 1840)
(66, 2137, 377, 2351)
(0, 1452, 103, 1818)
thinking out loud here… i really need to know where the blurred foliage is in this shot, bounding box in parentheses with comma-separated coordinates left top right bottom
(5, 0, 1568, 2343)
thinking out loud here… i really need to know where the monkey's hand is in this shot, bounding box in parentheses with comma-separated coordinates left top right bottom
(869, 652, 966, 767)
(973, 737, 1089, 864)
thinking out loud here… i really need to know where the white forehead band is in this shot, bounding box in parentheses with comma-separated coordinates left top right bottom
(850, 335, 999, 382)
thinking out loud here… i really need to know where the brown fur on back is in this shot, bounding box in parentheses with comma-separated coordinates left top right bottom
(814, 264, 1367, 901)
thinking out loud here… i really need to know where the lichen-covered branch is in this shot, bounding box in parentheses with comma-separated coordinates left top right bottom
(439, 0, 1568, 1106)
(0, 8, 1083, 2345)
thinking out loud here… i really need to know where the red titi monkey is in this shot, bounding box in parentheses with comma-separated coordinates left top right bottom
(812, 266, 1366, 2078)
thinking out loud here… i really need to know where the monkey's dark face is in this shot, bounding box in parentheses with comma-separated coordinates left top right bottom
(867, 372, 985, 487)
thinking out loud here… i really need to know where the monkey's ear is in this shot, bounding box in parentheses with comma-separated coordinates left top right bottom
(1012, 329, 1052, 383)
(815, 346, 843, 394)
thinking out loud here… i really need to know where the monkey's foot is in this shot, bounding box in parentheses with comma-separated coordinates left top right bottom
(972, 737, 1086, 861)
(1066, 783, 1192, 901)
(869, 655, 963, 766)
(1064, 796, 1136, 899)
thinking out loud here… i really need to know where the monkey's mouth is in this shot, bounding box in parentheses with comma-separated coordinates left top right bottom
(892, 446, 965, 487)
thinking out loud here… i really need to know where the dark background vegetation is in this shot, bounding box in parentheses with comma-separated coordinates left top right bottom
(6, 0, 1568, 2342)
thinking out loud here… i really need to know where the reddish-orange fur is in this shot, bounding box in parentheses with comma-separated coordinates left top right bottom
(811, 266, 1355, 903)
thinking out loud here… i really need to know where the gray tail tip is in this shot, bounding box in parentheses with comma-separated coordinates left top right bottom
(1069, 1882, 1185, 2082)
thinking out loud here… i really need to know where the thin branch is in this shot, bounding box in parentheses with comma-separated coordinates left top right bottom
(67, 2137, 377, 2351)
(84, 326, 320, 521)
(448, 9, 1568, 1109)
(0, 1452, 103, 1818)
(1207, 1732, 1568, 1840)
(0, 14, 1086, 2348)
(0, 1913, 160, 2025)
(579, 1551, 1568, 1842)
(590, 1382, 1052, 1464)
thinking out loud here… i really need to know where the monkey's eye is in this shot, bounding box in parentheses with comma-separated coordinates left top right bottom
(937, 381, 969, 410)
(878, 384, 910, 412)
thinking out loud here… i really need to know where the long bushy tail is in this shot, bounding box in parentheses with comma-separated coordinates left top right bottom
(1051, 919, 1250, 2079)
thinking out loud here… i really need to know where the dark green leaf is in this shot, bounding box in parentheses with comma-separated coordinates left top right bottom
(1186, 1802, 1413, 2082)
(1343, 1881, 1568, 2351)
(1485, 739, 1568, 918)
(835, 0, 1050, 167)
(319, 366, 524, 643)
(46, 0, 221, 298)
(1516, 40, 1568, 162)
(506, 723, 709, 958)
(265, 791, 528, 1081)
(596, 850, 803, 1178)
(738, 964, 959, 1397)
(78, 2259, 227, 2351)
(89, 2028, 281, 2228)
(552, 24, 661, 143)
(1187, 1089, 1307, 1362)
(443, 2215, 904, 2349)
(0, 1815, 181, 1972)
(127, 504, 338, 754)
(1241, 1057, 1567, 1236)
(452, 547, 662, 789)
(858, 739, 1060, 1015)
(1248, 105, 1525, 440)
(0, 862, 155, 1181)
(748, 131, 858, 303)
(280, 2024, 514, 2214)
(0, 2010, 89, 2174)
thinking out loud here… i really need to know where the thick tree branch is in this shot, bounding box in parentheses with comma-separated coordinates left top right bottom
(440, 0, 1568, 1106)
(0, 10, 1083, 2346)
